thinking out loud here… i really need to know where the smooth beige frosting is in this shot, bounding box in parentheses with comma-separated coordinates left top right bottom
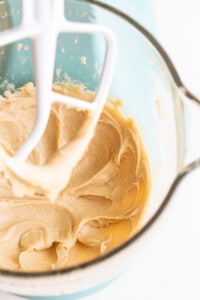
(0, 83, 150, 271)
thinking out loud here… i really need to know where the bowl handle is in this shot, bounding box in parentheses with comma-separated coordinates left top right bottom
(178, 86, 200, 173)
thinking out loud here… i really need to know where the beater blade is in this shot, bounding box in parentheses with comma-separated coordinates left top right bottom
(0, 0, 117, 194)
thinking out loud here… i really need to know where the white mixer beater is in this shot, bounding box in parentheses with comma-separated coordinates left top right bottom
(0, 0, 116, 192)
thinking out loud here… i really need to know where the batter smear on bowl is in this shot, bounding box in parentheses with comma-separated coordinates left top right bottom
(0, 83, 150, 271)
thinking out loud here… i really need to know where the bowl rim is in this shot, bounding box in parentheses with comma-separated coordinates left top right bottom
(1, 0, 200, 278)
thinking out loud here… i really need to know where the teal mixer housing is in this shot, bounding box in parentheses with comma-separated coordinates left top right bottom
(0, 0, 103, 94)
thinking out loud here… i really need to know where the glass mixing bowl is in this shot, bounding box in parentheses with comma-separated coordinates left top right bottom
(0, 0, 200, 298)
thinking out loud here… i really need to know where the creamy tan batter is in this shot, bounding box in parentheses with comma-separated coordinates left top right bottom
(0, 83, 150, 271)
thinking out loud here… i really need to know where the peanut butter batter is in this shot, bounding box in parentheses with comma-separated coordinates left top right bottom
(0, 83, 150, 271)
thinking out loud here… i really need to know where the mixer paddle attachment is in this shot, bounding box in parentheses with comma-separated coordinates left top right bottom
(0, 0, 117, 196)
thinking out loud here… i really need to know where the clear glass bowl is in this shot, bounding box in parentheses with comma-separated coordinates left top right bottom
(0, 0, 200, 298)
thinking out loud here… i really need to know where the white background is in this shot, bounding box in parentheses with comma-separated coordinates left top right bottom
(1, 1, 200, 300)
